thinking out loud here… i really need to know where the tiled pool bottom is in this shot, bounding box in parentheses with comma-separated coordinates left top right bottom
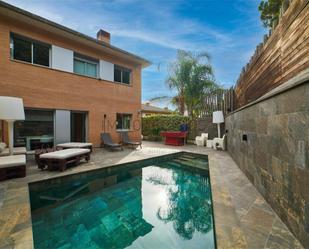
(29, 152, 216, 249)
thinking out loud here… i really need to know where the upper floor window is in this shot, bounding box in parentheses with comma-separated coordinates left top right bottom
(10, 33, 50, 67)
(74, 53, 98, 78)
(114, 65, 131, 84)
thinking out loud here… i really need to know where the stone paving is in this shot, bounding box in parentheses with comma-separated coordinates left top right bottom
(0, 141, 304, 249)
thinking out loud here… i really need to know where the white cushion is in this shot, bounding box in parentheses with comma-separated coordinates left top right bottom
(0, 147, 27, 157)
(13, 147, 27, 155)
(40, 148, 90, 160)
(0, 148, 9, 156)
(57, 142, 92, 148)
(0, 142, 6, 152)
(0, 155, 26, 168)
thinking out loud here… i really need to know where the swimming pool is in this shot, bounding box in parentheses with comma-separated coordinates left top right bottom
(29, 152, 216, 249)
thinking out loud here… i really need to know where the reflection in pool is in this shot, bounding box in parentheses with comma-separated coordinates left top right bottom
(29, 153, 216, 249)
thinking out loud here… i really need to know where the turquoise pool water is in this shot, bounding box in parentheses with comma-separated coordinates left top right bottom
(29, 152, 216, 249)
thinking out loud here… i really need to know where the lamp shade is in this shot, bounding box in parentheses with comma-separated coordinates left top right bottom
(213, 111, 224, 124)
(0, 96, 25, 121)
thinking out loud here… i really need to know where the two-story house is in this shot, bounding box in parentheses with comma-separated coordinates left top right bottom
(0, 1, 150, 149)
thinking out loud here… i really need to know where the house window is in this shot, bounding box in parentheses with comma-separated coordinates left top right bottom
(10, 34, 50, 67)
(74, 53, 98, 78)
(14, 109, 54, 150)
(116, 113, 132, 130)
(114, 65, 131, 84)
(114, 66, 122, 82)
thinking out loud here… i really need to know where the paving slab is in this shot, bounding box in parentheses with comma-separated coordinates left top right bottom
(0, 141, 303, 249)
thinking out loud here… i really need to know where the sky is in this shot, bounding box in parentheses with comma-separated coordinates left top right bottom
(5, 0, 267, 107)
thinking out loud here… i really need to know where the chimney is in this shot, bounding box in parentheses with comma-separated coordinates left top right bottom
(97, 29, 110, 44)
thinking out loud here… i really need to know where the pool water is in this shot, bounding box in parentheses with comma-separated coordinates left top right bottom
(29, 153, 216, 249)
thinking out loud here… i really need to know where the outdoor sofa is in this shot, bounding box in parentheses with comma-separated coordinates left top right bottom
(56, 142, 93, 152)
(37, 148, 91, 171)
(0, 154, 26, 181)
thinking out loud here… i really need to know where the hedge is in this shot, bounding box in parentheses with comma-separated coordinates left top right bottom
(142, 114, 191, 141)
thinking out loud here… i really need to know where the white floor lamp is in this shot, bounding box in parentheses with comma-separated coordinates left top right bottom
(213, 111, 224, 138)
(0, 97, 25, 155)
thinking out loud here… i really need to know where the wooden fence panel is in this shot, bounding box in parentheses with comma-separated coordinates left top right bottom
(200, 89, 227, 117)
(234, 0, 309, 109)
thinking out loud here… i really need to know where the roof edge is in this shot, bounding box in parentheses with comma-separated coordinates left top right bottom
(0, 0, 151, 67)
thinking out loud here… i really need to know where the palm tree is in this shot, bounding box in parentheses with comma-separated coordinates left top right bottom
(150, 50, 221, 118)
(147, 167, 214, 240)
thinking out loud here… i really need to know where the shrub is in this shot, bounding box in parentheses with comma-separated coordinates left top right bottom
(142, 115, 190, 141)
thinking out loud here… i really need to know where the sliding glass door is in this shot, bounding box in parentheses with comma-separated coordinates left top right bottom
(14, 109, 54, 150)
(71, 112, 87, 142)
(14, 109, 88, 149)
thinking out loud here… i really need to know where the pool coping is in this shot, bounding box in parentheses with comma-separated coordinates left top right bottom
(28, 151, 187, 185)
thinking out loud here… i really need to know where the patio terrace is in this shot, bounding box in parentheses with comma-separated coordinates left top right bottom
(0, 142, 303, 249)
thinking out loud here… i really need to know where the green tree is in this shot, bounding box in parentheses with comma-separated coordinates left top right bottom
(164, 50, 220, 118)
(258, 0, 283, 28)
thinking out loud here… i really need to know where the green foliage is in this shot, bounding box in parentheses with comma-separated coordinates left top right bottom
(165, 50, 221, 118)
(142, 114, 189, 141)
(258, 0, 283, 28)
(147, 166, 213, 240)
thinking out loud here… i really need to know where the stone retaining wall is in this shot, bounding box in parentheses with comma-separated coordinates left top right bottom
(225, 79, 309, 247)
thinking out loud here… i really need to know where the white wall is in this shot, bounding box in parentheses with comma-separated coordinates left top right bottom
(99, 60, 114, 81)
(54, 110, 71, 144)
(51, 45, 74, 73)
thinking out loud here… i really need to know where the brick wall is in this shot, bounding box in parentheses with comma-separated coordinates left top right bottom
(0, 15, 142, 146)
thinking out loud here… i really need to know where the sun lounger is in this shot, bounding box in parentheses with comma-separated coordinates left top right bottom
(56, 142, 93, 152)
(0, 155, 26, 181)
(101, 133, 123, 151)
(38, 148, 91, 171)
(120, 131, 142, 149)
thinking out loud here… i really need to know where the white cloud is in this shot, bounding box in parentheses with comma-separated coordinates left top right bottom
(4, 0, 266, 99)
(7, 0, 233, 51)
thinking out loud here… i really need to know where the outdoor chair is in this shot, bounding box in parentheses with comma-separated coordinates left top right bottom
(195, 133, 208, 146)
(101, 133, 123, 151)
(213, 134, 226, 150)
(121, 131, 142, 149)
